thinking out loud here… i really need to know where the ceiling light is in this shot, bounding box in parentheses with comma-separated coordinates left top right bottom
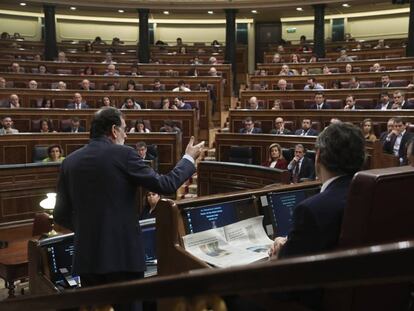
(163, 11, 169, 15)
(70, 7, 76, 10)
(118, 9, 124, 13)
(342, 3, 350, 7)
(251, 10, 258, 14)
(20, 2, 26, 6)
(296, 7, 304, 11)
(208, 11, 214, 14)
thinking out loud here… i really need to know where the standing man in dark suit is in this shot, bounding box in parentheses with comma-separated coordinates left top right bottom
(294, 118, 319, 136)
(383, 117, 414, 165)
(54, 107, 204, 311)
(309, 92, 331, 110)
(270, 123, 366, 309)
(287, 144, 315, 183)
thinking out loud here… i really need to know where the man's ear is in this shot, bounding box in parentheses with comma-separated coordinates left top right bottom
(110, 124, 117, 139)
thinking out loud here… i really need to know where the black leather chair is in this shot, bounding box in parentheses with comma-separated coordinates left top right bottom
(228, 146, 253, 164)
(32, 145, 48, 163)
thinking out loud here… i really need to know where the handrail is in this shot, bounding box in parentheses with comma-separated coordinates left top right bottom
(1, 240, 414, 311)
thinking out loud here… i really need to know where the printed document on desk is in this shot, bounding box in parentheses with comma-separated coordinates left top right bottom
(182, 216, 273, 268)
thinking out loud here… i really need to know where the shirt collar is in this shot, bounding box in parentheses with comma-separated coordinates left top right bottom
(320, 175, 344, 193)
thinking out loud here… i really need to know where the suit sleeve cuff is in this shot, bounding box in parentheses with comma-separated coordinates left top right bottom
(183, 154, 195, 165)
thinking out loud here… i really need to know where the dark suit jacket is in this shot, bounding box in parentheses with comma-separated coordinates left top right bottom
(383, 131, 414, 159)
(67, 102, 90, 109)
(54, 137, 195, 275)
(289, 156, 315, 181)
(279, 175, 353, 258)
(309, 102, 332, 109)
(270, 128, 292, 135)
(374, 102, 392, 110)
(401, 101, 414, 109)
(62, 126, 86, 133)
(239, 127, 263, 134)
(294, 128, 319, 136)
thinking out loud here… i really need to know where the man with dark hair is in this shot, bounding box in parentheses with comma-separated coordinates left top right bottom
(304, 77, 324, 90)
(152, 78, 165, 91)
(309, 92, 331, 109)
(54, 107, 204, 311)
(62, 117, 85, 133)
(271, 122, 366, 271)
(172, 80, 191, 92)
(344, 94, 363, 110)
(392, 90, 414, 109)
(239, 117, 262, 134)
(135, 141, 155, 161)
(380, 74, 391, 88)
(294, 118, 319, 136)
(375, 92, 392, 110)
(287, 144, 315, 183)
(383, 117, 414, 164)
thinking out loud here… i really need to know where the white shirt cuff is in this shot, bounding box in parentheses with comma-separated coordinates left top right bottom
(183, 154, 195, 165)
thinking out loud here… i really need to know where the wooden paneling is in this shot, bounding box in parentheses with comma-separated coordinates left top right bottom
(0, 132, 182, 174)
(197, 161, 290, 196)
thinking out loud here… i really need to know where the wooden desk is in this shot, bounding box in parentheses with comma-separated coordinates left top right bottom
(0, 237, 31, 298)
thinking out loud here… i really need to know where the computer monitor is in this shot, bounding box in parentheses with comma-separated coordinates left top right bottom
(182, 197, 256, 234)
(261, 187, 320, 237)
(39, 233, 79, 288)
(139, 218, 157, 264)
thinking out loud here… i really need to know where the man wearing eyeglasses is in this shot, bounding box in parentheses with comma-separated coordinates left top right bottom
(54, 107, 204, 311)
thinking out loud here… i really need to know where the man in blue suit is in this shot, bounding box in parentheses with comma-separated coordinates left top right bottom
(239, 117, 262, 134)
(269, 122, 366, 309)
(54, 107, 204, 311)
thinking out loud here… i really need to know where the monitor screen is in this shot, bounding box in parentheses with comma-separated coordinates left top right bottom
(139, 218, 157, 264)
(183, 197, 256, 234)
(40, 233, 78, 288)
(263, 187, 320, 237)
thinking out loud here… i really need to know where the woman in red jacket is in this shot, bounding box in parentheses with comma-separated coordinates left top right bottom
(262, 143, 288, 169)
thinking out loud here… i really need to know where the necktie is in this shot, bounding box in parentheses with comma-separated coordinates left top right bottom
(292, 161, 300, 183)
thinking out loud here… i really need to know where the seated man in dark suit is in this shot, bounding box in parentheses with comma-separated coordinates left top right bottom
(392, 90, 414, 109)
(270, 117, 292, 135)
(383, 117, 414, 164)
(239, 117, 262, 134)
(135, 141, 156, 161)
(62, 117, 86, 133)
(269, 123, 366, 310)
(287, 144, 315, 183)
(294, 118, 319, 136)
(309, 92, 331, 110)
(67, 92, 90, 109)
(375, 92, 392, 110)
(379, 117, 395, 144)
(343, 94, 363, 110)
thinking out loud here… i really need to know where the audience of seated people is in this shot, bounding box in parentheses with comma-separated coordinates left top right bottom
(239, 117, 262, 134)
(287, 143, 315, 183)
(261, 143, 288, 169)
(42, 144, 65, 162)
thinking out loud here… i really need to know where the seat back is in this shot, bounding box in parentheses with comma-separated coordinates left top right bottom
(355, 98, 375, 109)
(325, 167, 414, 311)
(279, 99, 295, 109)
(32, 145, 48, 162)
(228, 146, 253, 164)
(326, 99, 343, 109)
